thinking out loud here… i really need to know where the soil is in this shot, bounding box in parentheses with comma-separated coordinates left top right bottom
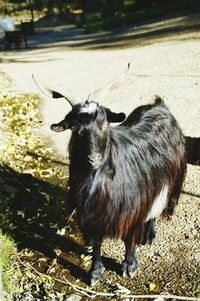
(0, 9, 200, 299)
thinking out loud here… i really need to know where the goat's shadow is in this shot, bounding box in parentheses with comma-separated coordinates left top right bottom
(185, 136, 200, 166)
(102, 257, 122, 275)
(0, 164, 89, 281)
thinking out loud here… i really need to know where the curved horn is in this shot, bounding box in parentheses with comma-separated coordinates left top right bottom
(32, 74, 77, 107)
(88, 62, 130, 102)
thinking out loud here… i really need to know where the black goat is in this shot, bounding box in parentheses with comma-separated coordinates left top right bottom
(48, 92, 186, 285)
(4, 30, 28, 50)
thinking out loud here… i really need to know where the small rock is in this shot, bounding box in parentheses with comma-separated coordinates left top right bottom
(149, 282, 159, 292)
(64, 294, 82, 301)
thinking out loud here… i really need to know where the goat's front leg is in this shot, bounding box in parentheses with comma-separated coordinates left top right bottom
(89, 240, 105, 286)
(122, 237, 138, 278)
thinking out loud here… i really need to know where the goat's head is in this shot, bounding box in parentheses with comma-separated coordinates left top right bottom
(51, 100, 126, 169)
(32, 63, 129, 169)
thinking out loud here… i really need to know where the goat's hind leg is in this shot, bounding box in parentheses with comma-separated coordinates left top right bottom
(122, 237, 138, 278)
(89, 240, 105, 286)
(143, 218, 156, 245)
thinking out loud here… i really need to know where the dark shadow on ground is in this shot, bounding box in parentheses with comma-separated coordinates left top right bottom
(185, 136, 200, 166)
(102, 256, 122, 275)
(0, 164, 88, 281)
(67, 18, 200, 50)
(182, 190, 200, 198)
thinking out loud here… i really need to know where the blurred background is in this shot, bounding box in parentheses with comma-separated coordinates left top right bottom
(0, 0, 199, 38)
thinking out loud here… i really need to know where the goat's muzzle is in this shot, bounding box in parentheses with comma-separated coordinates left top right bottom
(88, 153, 102, 169)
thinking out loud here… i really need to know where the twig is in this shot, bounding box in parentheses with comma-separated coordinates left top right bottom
(18, 258, 200, 301)
(114, 295, 200, 300)
(18, 258, 113, 298)
(66, 208, 76, 224)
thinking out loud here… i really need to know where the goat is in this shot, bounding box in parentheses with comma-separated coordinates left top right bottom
(34, 71, 186, 285)
(4, 30, 28, 50)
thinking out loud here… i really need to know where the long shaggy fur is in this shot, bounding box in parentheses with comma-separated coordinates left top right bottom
(68, 97, 186, 244)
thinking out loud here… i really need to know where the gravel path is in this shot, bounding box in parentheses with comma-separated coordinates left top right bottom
(0, 10, 200, 297)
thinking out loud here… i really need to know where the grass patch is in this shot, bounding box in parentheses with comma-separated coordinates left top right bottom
(0, 233, 21, 300)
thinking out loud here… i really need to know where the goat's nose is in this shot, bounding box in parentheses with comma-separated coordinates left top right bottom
(88, 153, 102, 167)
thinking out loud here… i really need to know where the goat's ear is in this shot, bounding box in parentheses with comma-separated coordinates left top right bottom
(106, 109, 126, 123)
(50, 119, 69, 132)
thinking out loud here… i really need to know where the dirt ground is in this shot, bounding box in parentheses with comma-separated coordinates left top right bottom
(0, 9, 200, 298)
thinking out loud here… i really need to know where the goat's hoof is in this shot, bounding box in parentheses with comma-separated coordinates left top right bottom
(89, 263, 105, 286)
(122, 261, 138, 278)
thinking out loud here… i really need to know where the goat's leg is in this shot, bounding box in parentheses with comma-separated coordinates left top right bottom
(143, 218, 156, 245)
(122, 237, 138, 278)
(89, 240, 105, 286)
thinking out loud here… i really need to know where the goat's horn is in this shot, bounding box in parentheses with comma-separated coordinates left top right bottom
(32, 74, 76, 107)
(88, 62, 130, 101)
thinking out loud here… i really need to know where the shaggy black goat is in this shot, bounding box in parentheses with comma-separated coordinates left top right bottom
(48, 92, 186, 285)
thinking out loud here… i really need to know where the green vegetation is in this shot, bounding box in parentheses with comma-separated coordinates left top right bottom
(84, 0, 200, 32)
(0, 233, 21, 300)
